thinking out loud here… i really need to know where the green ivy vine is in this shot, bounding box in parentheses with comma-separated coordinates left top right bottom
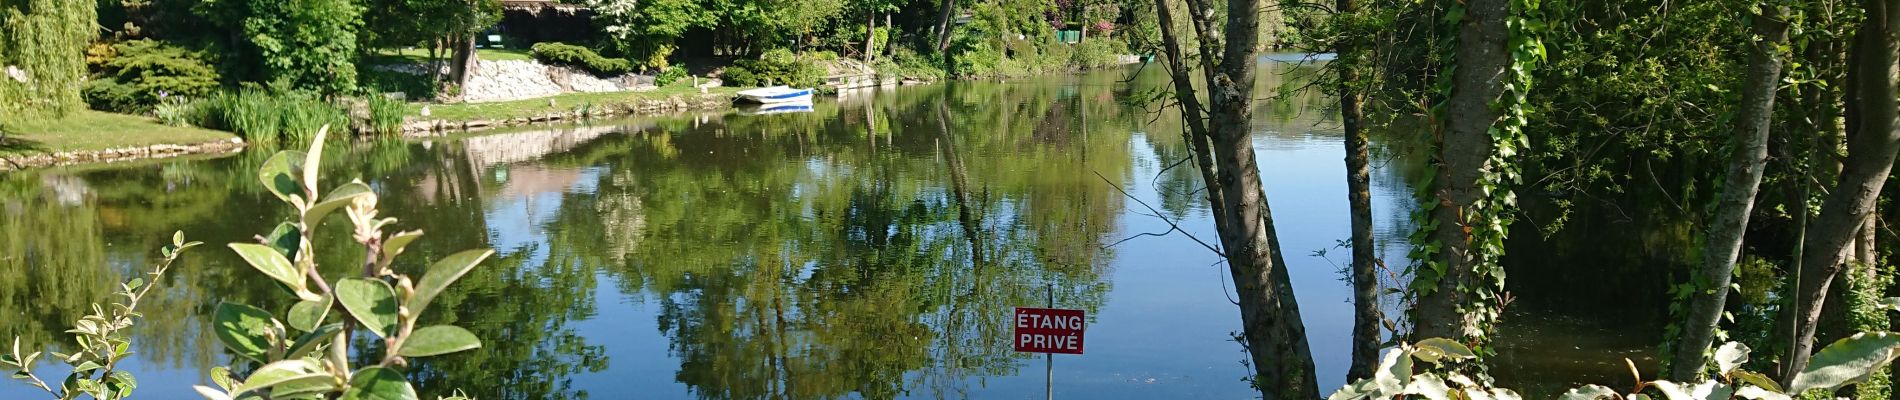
(1404, 0, 1545, 357)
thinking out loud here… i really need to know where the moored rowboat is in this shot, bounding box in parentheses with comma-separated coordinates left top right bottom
(735, 86, 814, 104)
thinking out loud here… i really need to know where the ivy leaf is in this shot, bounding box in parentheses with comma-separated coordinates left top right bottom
(1788, 332, 1900, 393)
(339, 367, 416, 400)
(211, 303, 276, 363)
(378, 230, 425, 269)
(408, 249, 494, 316)
(396, 326, 481, 357)
(229, 243, 320, 301)
(335, 278, 399, 339)
(1714, 342, 1749, 375)
(1729, 370, 1782, 393)
(1878, 297, 1900, 312)
(300, 125, 328, 196)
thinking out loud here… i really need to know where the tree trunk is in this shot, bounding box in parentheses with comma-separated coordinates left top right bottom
(1412, 0, 1512, 341)
(1784, 0, 1900, 384)
(1153, 0, 1319, 397)
(865, 12, 877, 62)
(1667, 6, 1788, 381)
(449, 34, 477, 91)
(1336, 0, 1383, 382)
(934, 0, 958, 52)
(884, 14, 895, 58)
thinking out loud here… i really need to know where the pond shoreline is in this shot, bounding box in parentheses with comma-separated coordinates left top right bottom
(0, 137, 246, 171)
(399, 91, 736, 136)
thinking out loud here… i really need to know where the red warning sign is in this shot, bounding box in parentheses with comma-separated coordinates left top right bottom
(1014, 307, 1085, 354)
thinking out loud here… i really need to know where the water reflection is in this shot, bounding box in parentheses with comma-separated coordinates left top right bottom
(0, 59, 1626, 399)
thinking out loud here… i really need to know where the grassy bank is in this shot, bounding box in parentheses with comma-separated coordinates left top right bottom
(1, 110, 237, 156)
(411, 85, 744, 122)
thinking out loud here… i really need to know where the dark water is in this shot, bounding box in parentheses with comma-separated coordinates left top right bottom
(0, 59, 1654, 399)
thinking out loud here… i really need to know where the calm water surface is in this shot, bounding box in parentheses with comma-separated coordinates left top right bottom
(0, 60, 1653, 399)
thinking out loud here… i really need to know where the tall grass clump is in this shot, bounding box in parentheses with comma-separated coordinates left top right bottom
(192, 89, 347, 143)
(365, 93, 405, 135)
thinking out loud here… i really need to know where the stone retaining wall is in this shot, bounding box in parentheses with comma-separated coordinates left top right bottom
(0, 138, 246, 171)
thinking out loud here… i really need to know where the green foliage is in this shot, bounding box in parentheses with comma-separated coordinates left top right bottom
(1336, 337, 1900, 400)
(871, 47, 946, 81)
(1070, 39, 1129, 70)
(190, 89, 349, 144)
(530, 42, 632, 76)
(588, 0, 711, 64)
(194, 128, 490, 400)
(724, 49, 826, 87)
(154, 95, 195, 126)
(654, 65, 687, 86)
(365, 94, 405, 136)
(81, 39, 221, 113)
(1, 232, 202, 400)
(198, 0, 363, 94)
(359, 0, 499, 50)
(0, 0, 96, 121)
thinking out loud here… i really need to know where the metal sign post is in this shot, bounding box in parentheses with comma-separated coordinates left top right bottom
(1015, 284, 1085, 400)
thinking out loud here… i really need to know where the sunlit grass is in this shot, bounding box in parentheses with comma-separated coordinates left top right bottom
(1, 110, 237, 156)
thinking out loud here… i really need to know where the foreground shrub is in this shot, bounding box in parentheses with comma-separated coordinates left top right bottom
(656, 66, 688, 86)
(82, 39, 220, 113)
(2, 233, 200, 400)
(531, 42, 632, 76)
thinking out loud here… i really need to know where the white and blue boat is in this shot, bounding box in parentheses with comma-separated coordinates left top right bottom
(740, 101, 815, 115)
(735, 86, 814, 104)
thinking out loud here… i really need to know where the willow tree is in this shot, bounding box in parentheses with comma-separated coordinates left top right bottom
(1150, 0, 1319, 397)
(0, 0, 95, 121)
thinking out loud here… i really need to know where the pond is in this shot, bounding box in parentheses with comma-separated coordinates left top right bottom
(0, 58, 1657, 399)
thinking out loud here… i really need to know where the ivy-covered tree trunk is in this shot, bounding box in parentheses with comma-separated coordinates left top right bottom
(1667, 5, 1788, 381)
(0, 0, 96, 121)
(1336, 0, 1383, 382)
(1153, 0, 1319, 398)
(1412, 0, 1511, 341)
(1785, 0, 1900, 384)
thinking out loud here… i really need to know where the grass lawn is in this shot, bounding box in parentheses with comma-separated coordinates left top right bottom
(365, 48, 535, 65)
(412, 85, 744, 122)
(1, 110, 237, 156)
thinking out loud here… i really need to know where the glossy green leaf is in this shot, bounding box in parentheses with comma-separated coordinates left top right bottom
(212, 303, 276, 363)
(233, 359, 327, 395)
(339, 367, 416, 400)
(336, 278, 399, 338)
(301, 125, 328, 196)
(396, 326, 481, 357)
(263, 222, 300, 262)
(408, 249, 494, 316)
(378, 230, 425, 268)
(209, 366, 237, 391)
(1652, 380, 1731, 400)
(1558, 384, 1617, 400)
(258, 151, 307, 204)
(1788, 332, 1900, 393)
(286, 293, 331, 332)
(194, 385, 235, 400)
(1733, 385, 1789, 400)
(285, 323, 343, 359)
(1402, 373, 1451, 400)
(229, 243, 319, 301)
(1412, 338, 1476, 364)
(1879, 297, 1900, 312)
(1372, 347, 1411, 394)
(1729, 370, 1782, 393)
(1715, 342, 1749, 375)
(304, 181, 373, 224)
